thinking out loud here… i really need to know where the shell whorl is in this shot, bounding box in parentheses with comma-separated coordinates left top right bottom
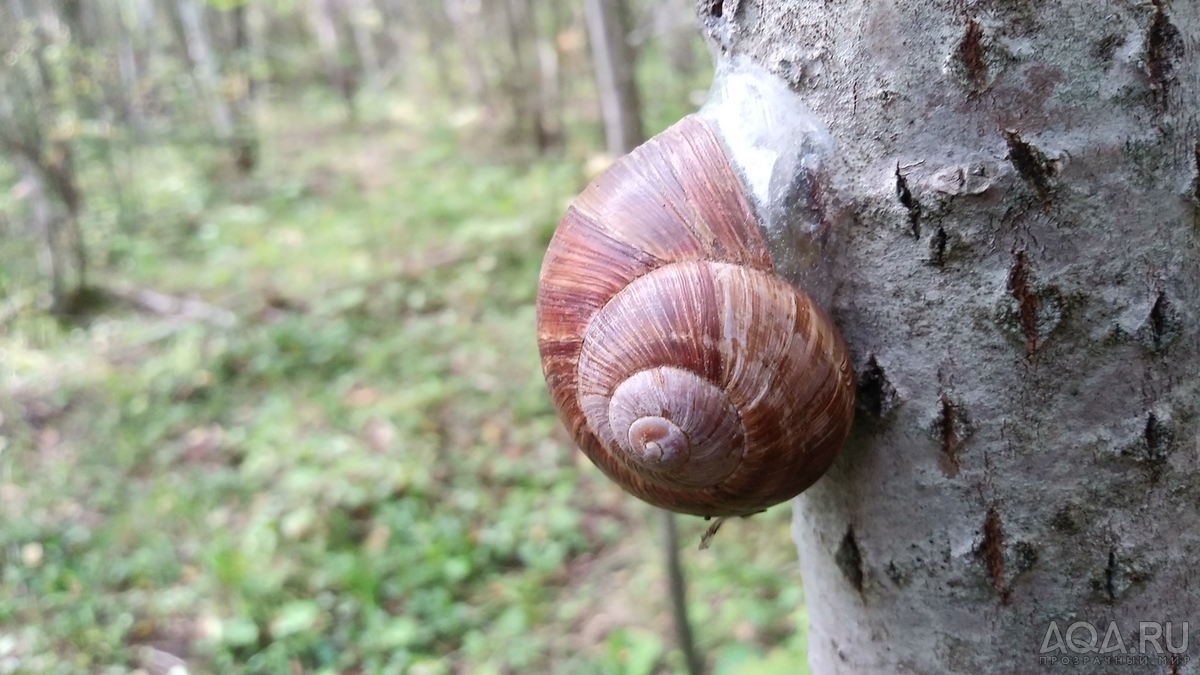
(536, 115, 855, 517)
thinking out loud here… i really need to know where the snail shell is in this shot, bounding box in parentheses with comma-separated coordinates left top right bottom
(536, 113, 855, 518)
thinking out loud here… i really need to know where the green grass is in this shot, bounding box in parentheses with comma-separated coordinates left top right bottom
(0, 84, 810, 674)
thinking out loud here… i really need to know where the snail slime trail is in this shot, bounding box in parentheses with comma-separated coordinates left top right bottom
(535, 57, 855, 518)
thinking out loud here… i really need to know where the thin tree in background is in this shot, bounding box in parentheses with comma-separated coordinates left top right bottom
(583, 0, 643, 157)
(345, 0, 380, 86)
(536, 1, 570, 151)
(496, 0, 558, 150)
(228, 1, 260, 172)
(1, 0, 90, 313)
(654, 0, 698, 77)
(114, 0, 147, 135)
(173, 0, 235, 141)
(309, 0, 360, 123)
(580, 1, 700, 670)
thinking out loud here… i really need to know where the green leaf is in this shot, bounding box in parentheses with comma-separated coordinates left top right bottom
(270, 601, 321, 638)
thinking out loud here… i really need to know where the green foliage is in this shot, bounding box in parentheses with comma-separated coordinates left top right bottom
(0, 34, 804, 675)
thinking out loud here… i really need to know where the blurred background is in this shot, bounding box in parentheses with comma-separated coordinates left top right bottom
(0, 1, 810, 672)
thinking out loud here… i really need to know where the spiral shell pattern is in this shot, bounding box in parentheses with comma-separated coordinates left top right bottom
(536, 115, 855, 517)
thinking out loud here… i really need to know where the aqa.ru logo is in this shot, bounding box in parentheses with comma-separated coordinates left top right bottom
(1040, 621, 1189, 656)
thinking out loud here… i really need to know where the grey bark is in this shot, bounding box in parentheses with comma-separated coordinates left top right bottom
(584, 0, 644, 156)
(2, 0, 89, 309)
(309, 0, 358, 121)
(15, 158, 62, 310)
(656, 0, 699, 76)
(534, 0, 568, 150)
(174, 0, 234, 139)
(345, 0, 380, 85)
(245, 2, 269, 102)
(496, 0, 537, 146)
(228, 2, 259, 173)
(443, 0, 488, 101)
(699, 1, 1200, 673)
(535, 30, 563, 149)
(115, 0, 146, 134)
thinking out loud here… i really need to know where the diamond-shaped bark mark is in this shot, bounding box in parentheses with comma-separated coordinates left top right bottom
(1192, 142, 1200, 224)
(1092, 34, 1125, 64)
(701, 0, 741, 20)
(857, 355, 899, 419)
(931, 394, 973, 478)
(1150, 293, 1169, 344)
(698, 0, 741, 49)
(1093, 548, 1150, 602)
(1050, 503, 1083, 535)
(1137, 291, 1180, 351)
(1143, 411, 1173, 462)
(1007, 251, 1040, 354)
(958, 18, 988, 93)
(1146, 0, 1183, 114)
(974, 505, 1010, 605)
(835, 526, 864, 593)
(1003, 130, 1055, 202)
(945, 17, 1006, 95)
(1105, 549, 1118, 601)
(1193, 142, 1200, 203)
(1115, 410, 1175, 468)
(996, 254, 1064, 354)
(1013, 541, 1038, 576)
(929, 226, 948, 267)
(895, 163, 920, 237)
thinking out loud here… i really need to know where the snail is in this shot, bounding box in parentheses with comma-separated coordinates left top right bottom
(536, 58, 855, 518)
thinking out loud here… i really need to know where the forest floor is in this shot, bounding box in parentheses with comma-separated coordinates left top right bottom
(0, 91, 810, 674)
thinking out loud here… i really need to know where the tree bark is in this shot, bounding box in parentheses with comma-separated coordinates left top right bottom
(14, 157, 63, 312)
(114, 0, 147, 134)
(345, 0, 380, 85)
(656, 0, 699, 77)
(442, 0, 487, 101)
(700, 1, 1200, 672)
(3, 0, 89, 307)
(496, 0, 538, 147)
(308, 0, 359, 123)
(174, 0, 234, 139)
(584, 0, 644, 156)
(229, 2, 259, 173)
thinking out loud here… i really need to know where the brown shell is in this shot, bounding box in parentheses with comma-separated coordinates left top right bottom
(536, 114, 855, 517)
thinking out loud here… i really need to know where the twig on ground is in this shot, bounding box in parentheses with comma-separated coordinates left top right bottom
(101, 280, 237, 328)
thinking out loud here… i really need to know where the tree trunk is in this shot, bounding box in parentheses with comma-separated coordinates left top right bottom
(308, 0, 358, 123)
(3, 0, 89, 307)
(229, 3, 259, 173)
(114, 0, 147, 134)
(442, 0, 486, 101)
(700, 1, 1200, 672)
(496, 0, 536, 147)
(584, 0, 644, 156)
(656, 0, 698, 77)
(174, 0, 234, 139)
(345, 0, 380, 86)
(15, 157, 64, 312)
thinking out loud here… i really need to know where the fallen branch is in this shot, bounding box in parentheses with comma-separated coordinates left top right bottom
(100, 280, 237, 328)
